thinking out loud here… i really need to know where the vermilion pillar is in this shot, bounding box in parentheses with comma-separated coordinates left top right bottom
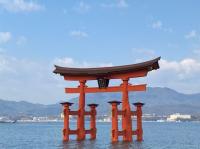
(108, 101, 121, 142)
(77, 80, 86, 140)
(60, 102, 73, 141)
(122, 78, 132, 141)
(133, 102, 144, 142)
(88, 104, 98, 140)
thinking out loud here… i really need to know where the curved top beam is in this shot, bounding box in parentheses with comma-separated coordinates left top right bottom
(53, 57, 160, 79)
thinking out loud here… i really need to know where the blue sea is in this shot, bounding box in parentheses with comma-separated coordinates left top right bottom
(0, 122, 199, 149)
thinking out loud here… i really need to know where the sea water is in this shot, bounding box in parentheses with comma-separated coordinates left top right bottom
(0, 122, 199, 149)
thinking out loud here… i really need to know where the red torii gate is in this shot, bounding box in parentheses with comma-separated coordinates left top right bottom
(53, 57, 160, 142)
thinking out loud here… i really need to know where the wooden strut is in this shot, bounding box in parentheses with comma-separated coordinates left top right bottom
(63, 105, 69, 141)
(133, 102, 144, 142)
(60, 102, 73, 141)
(61, 100, 98, 141)
(108, 101, 144, 142)
(108, 101, 121, 142)
(88, 104, 98, 139)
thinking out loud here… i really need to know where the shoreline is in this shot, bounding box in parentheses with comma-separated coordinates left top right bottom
(5, 120, 199, 123)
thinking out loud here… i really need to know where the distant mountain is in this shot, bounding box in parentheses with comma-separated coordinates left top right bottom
(0, 87, 200, 117)
(68, 87, 200, 115)
(0, 99, 61, 117)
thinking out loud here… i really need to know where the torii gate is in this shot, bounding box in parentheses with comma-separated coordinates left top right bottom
(53, 57, 160, 142)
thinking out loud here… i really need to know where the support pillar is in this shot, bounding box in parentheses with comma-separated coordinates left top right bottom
(77, 80, 86, 141)
(60, 102, 74, 141)
(108, 101, 121, 142)
(133, 102, 144, 142)
(121, 78, 132, 141)
(88, 104, 98, 140)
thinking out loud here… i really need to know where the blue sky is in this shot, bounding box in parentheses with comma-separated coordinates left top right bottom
(0, 0, 200, 104)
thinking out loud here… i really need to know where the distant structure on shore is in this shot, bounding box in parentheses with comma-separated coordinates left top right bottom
(167, 113, 191, 121)
(0, 116, 16, 123)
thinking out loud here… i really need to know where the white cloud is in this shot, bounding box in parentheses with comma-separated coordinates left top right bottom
(148, 58, 200, 93)
(16, 36, 27, 45)
(54, 57, 74, 67)
(0, 32, 12, 44)
(54, 57, 113, 68)
(63, 9, 68, 14)
(69, 30, 88, 38)
(0, 53, 67, 104)
(163, 27, 173, 33)
(73, 1, 90, 13)
(0, 0, 44, 12)
(101, 0, 128, 8)
(99, 63, 113, 67)
(160, 58, 200, 78)
(132, 48, 157, 62)
(152, 20, 162, 29)
(0, 48, 5, 53)
(151, 20, 173, 32)
(167, 43, 179, 49)
(54, 57, 90, 68)
(185, 30, 197, 39)
(133, 48, 155, 56)
(193, 49, 200, 55)
(0, 54, 9, 72)
(117, 0, 128, 8)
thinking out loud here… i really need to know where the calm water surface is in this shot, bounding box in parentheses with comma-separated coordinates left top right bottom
(0, 122, 199, 149)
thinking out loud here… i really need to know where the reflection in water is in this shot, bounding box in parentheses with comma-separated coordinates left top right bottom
(61, 140, 144, 149)
(109, 141, 144, 149)
(62, 140, 97, 149)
